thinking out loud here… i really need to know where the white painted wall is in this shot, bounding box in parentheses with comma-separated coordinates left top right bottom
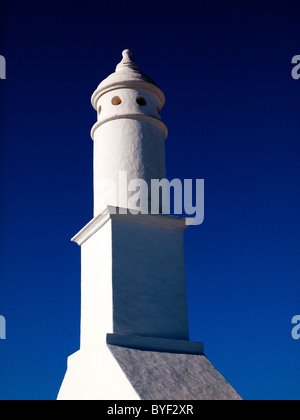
(80, 219, 113, 348)
(58, 209, 191, 400)
(111, 215, 189, 340)
(78, 209, 190, 347)
(93, 88, 167, 217)
(95, 87, 162, 123)
(57, 338, 140, 400)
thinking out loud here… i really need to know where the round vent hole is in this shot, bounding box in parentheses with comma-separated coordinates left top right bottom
(112, 96, 122, 106)
(136, 96, 147, 106)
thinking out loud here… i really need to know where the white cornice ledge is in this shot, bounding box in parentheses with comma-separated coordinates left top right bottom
(71, 209, 111, 246)
(91, 113, 168, 140)
(71, 206, 194, 246)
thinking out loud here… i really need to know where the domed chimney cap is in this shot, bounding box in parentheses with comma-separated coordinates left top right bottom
(91, 49, 165, 109)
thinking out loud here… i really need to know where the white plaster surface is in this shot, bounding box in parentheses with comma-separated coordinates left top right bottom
(57, 338, 140, 400)
(59, 209, 192, 399)
(91, 50, 168, 217)
(111, 214, 189, 339)
(95, 87, 163, 126)
(77, 208, 191, 347)
(80, 219, 113, 348)
(93, 117, 166, 216)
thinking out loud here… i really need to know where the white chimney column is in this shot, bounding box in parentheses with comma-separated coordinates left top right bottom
(72, 51, 191, 349)
(58, 51, 208, 401)
(91, 49, 168, 216)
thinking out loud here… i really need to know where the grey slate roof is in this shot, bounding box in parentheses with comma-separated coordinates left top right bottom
(108, 344, 242, 400)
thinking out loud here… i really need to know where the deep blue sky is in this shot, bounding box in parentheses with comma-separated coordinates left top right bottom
(0, 0, 300, 400)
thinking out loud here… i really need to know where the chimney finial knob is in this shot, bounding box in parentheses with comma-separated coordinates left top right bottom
(116, 49, 139, 72)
